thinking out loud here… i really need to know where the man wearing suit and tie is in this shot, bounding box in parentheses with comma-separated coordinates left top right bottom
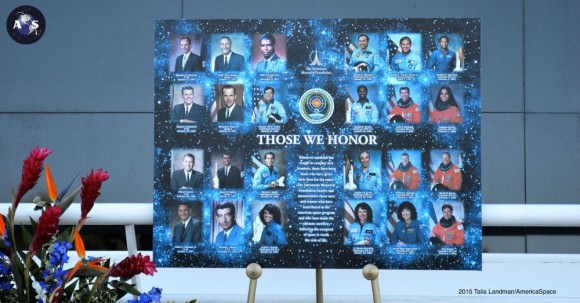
(217, 85, 244, 122)
(217, 152, 243, 188)
(214, 202, 245, 246)
(174, 36, 203, 72)
(255, 33, 286, 73)
(171, 153, 203, 190)
(214, 36, 244, 72)
(171, 86, 206, 124)
(172, 203, 202, 244)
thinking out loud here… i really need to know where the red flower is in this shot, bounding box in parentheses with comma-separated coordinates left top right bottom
(29, 206, 62, 255)
(13, 147, 52, 210)
(80, 169, 109, 221)
(110, 253, 157, 279)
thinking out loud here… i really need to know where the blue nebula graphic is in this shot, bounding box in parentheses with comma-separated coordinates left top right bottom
(154, 19, 482, 270)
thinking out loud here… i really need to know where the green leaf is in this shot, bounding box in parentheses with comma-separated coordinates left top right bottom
(27, 254, 42, 281)
(19, 226, 33, 256)
(75, 277, 91, 302)
(110, 280, 141, 296)
(114, 288, 127, 301)
(10, 252, 27, 302)
(64, 279, 79, 302)
(16, 249, 28, 262)
(27, 216, 37, 234)
(74, 265, 109, 277)
(58, 186, 81, 213)
(56, 226, 73, 242)
(21, 227, 33, 246)
(32, 196, 51, 210)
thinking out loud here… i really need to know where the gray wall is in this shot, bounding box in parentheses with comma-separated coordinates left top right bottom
(1, 0, 578, 253)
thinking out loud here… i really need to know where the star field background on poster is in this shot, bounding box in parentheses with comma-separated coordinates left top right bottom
(154, 19, 481, 270)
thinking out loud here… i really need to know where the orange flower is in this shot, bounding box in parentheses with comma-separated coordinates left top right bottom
(74, 229, 85, 258)
(0, 213, 5, 237)
(64, 230, 108, 285)
(45, 163, 58, 202)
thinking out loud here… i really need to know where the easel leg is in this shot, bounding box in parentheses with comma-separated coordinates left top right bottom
(316, 268, 323, 303)
(246, 263, 262, 303)
(362, 264, 381, 303)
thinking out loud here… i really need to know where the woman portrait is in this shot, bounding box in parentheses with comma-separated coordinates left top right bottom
(430, 85, 463, 124)
(258, 203, 288, 246)
(345, 202, 379, 246)
(391, 201, 424, 245)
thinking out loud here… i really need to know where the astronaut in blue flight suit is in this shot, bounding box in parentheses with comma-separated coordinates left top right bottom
(350, 85, 379, 124)
(349, 34, 375, 72)
(347, 150, 381, 191)
(253, 152, 281, 190)
(253, 86, 288, 124)
(390, 36, 422, 72)
(428, 35, 457, 73)
(346, 202, 380, 245)
(258, 204, 288, 246)
(390, 201, 425, 245)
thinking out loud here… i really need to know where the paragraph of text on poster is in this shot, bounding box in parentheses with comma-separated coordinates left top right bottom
(296, 155, 337, 244)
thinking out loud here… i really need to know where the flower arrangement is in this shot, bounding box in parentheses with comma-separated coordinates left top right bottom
(0, 147, 193, 303)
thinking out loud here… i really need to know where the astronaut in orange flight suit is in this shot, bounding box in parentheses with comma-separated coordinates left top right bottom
(431, 204, 465, 246)
(390, 153, 420, 190)
(388, 87, 421, 124)
(432, 151, 462, 191)
(430, 105, 463, 124)
(429, 85, 463, 124)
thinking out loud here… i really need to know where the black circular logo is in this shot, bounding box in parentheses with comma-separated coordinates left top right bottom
(6, 5, 45, 44)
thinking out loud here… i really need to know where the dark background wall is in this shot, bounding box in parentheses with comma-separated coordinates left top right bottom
(1, 0, 578, 253)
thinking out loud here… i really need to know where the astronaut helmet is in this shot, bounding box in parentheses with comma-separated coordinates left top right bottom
(390, 180, 406, 190)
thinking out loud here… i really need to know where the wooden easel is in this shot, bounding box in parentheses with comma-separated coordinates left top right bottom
(245, 263, 381, 303)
